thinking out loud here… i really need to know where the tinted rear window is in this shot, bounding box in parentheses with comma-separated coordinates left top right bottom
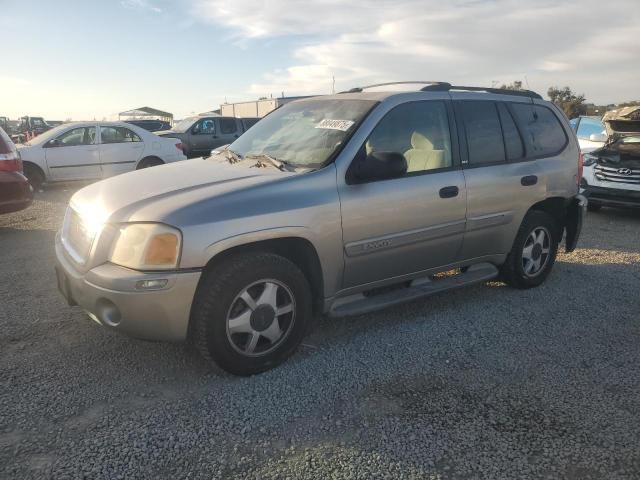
(459, 101, 505, 165)
(510, 104, 567, 157)
(498, 103, 524, 160)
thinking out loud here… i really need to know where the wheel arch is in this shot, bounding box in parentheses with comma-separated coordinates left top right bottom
(136, 155, 164, 169)
(527, 197, 568, 234)
(201, 236, 325, 314)
(22, 160, 47, 181)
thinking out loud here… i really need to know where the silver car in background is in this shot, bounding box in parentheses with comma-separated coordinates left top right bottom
(55, 82, 585, 375)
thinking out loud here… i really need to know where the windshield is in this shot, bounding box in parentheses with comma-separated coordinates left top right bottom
(171, 117, 198, 133)
(24, 124, 70, 145)
(228, 99, 376, 167)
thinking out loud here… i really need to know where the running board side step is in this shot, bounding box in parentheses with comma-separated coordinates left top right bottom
(328, 263, 499, 318)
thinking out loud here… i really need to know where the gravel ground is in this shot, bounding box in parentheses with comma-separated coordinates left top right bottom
(1, 187, 639, 479)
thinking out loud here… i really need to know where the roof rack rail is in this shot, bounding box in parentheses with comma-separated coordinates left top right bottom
(421, 84, 542, 100)
(339, 81, 451, 94)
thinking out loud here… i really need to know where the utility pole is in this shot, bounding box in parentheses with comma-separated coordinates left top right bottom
(332, 76, 336, 94)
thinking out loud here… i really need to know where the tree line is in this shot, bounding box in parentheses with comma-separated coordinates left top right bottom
(498, 81, 638, 119)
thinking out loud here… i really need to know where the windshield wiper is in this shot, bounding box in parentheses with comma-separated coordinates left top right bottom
(224, 148, 243, 164)
(245, 153, 293, 171)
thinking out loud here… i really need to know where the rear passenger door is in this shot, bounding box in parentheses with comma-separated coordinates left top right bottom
(98, 126, 145, 178)
(455, 100, 550, 260)
(339, 100, 467, 287)
(217, 117, 241, 146)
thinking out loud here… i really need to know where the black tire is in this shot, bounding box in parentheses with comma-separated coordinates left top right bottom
(191, 253, 312, 376)
(500, 210, 560, 289)
(587, 202, 602, 212)
(23, 163, 44, 191)
(137, 156, 164, 169)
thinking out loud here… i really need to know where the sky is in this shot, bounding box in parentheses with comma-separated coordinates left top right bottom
(1, 0, 638, 121)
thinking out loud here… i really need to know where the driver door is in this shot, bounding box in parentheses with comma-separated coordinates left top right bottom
(190, 118, 217, 155)
(338, 100, 467, 288)
(44, 126, 100, 181)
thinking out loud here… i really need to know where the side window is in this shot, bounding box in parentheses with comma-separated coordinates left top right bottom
(220, 118, 238, 134)
(50, 127, 96, 147)
(510, 104, 568, 157)
(365, 101, 452, 174)
(459, 101, 505, 165)
(101, 126, 142, 144)
(194, 118, 216, 135)
(576, 117, 605, 140)
(498, 103, 524, 160)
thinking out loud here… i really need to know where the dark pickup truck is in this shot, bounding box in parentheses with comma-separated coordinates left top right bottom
(157, 116, 259, 158)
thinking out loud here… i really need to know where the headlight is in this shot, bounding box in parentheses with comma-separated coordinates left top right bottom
(583, 154, 597, 167)
(109, 223, 182, 270)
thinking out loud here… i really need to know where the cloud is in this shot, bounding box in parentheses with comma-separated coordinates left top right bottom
(121, 0, 163, 13)
(192, 0, 640, 103)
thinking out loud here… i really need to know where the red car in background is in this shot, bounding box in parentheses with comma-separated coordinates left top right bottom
(0, 127, 32, 214)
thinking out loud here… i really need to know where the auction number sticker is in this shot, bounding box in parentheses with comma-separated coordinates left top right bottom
(315, 119, 355, 131)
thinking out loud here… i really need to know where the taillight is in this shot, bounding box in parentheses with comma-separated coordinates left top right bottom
(577, 152, 583, 186)
(175, 142, 184, 152)
(0, 151, 22, 172)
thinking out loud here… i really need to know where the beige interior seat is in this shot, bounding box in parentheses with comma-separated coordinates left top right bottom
(404, 132, 447, 172)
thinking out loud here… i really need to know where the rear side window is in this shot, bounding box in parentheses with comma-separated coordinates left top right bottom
(459, 101, 505, 165)
(510, 104, 567, 157)
(242, 118, 259, 130)
(497, 103, 524, 160)
(220, 118, 237, 134)
(101, 126, 141, 144)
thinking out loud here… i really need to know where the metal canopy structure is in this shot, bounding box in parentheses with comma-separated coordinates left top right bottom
(118, 106, 173, 125)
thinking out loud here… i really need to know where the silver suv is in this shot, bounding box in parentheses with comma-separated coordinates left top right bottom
(55, 82, 586, 375)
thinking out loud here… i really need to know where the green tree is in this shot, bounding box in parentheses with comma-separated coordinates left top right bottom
(547, 86, 587, 119)
(499, 80, 523, 91)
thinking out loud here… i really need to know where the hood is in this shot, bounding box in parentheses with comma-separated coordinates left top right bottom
(69, 157, 293, 225)
(603, 106, 640, 136)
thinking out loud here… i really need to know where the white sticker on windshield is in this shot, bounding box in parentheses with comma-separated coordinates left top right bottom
(315, 119, 355, 131)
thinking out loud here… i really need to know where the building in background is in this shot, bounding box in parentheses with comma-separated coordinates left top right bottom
(221, 96, 312, 118)
(118, 106, 174, 126)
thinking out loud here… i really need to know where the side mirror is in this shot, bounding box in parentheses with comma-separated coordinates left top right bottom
(46, 139, 61, 148)
(191, 125, 201, 135)
(352, 151, 407, 182)
(589, 133, 607, 143)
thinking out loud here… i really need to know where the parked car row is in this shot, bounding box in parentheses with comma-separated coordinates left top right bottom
(17, 122, 187, 189)
(157, 115, 259, 158)
(54, 82, 585, 375)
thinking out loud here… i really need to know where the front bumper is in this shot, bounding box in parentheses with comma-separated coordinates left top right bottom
(582, 183, 640, 209)
(55, 232, 201, 341)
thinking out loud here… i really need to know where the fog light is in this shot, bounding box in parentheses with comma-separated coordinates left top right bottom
(136, 279, 168, 290)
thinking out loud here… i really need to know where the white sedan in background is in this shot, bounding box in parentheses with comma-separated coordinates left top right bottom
(18, 122, 186, 189)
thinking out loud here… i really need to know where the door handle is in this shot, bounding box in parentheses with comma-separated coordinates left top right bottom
(521, 175, 538, 186)
(439, 186, 459, 198)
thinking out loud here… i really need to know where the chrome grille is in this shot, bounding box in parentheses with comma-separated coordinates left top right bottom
(62, 209, 94, 263)
(593, 165, 640, 185)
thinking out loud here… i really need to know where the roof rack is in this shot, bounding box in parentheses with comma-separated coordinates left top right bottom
(421, 84, 542, 100)
(339, 81, 451, 94)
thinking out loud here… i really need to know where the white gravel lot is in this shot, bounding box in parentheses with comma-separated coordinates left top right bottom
(1, 186, 639, 479)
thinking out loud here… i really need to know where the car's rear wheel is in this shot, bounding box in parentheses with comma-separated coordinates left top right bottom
(191, 253, 312, 376)
(23, 163, 44, 191)
(500, 210, 560, 289)
(137, 156, 164, 169)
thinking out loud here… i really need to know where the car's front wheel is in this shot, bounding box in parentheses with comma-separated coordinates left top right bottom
(500, 210, 560, 289)
(191, 253, 312, 376)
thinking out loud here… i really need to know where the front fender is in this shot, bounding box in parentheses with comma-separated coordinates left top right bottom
(202, 226, 315, 264)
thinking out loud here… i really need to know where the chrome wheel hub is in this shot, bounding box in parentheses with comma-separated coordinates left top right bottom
(522, 226, 551, 277)
(226, 280, 295, 357)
